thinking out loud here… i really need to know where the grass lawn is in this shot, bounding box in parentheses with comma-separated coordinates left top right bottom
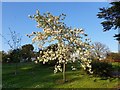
(2, 62, 119, 88)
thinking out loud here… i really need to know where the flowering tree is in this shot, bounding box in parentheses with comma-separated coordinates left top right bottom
(27, 10, 93, 82)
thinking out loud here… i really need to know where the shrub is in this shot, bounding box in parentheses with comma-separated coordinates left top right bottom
(91, 61, 113, 77)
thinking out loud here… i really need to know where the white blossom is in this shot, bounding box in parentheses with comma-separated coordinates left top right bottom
(27, 10, 93, 74)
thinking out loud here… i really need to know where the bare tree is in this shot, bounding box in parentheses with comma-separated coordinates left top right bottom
(91, 42, 110, 60)
(1, 28, 22, 75)
(1, 28, 21, 50)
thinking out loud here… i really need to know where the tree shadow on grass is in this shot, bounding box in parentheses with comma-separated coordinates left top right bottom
(2, 63, 55, 88)
(3, 63, 119, 89)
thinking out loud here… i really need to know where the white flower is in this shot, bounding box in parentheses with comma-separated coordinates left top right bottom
(37, 57, 39, 60)
(28, 15, 32, 18)
(36, 24, 40, 28)
(43, 61, 45, 64)
(48, 18, 52, 22)
(55, 16, 59, 20)
(59, 68, 62, 72)
(40, 51, 42, 54)
(72, 68, 76, 71)
(57, 65, 60, 68)
(62, 60, 65, 63)
(36, 10, 39, 14)
(54, 70, 57, 73)
(35, 60, 38, 64)
(53, 26, 56, 29)
(70, 38, 73, 42)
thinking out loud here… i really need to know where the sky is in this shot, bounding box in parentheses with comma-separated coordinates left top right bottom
(1, 2, 118, 52)
(1, 0, 115, 2)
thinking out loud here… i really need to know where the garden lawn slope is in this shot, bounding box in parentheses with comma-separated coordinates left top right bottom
(2, 62, 119, 88)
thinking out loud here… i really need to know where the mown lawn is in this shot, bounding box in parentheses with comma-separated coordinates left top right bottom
(2, 62, 119, 89)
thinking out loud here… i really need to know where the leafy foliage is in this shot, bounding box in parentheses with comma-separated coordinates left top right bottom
(21, 44, 34, 62)
(97, 2, 120, 41)
(10, 49, 22, 63)
(2, 44, 35, 63)
(1, 49, 21, 63)
(0, 51, 2, 62)
(91, 61, 113, 77)
(1, 51, 9, 63)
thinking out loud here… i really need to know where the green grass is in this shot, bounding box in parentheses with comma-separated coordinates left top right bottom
(2, 62, 119, 88)
(112, 62, 120, 71)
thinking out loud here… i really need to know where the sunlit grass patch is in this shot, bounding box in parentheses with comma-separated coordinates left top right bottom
(2, 62, 119, 88)
(20, 67, 32, 70)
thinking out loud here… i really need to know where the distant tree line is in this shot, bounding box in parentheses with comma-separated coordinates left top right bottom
(1, 44, 36, 63)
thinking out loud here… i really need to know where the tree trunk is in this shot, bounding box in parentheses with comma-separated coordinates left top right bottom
(15, 62, 17, 75)
(63, 63, 66, 83)
(118, 41, 120, 53)
(118, 28, 120, 53)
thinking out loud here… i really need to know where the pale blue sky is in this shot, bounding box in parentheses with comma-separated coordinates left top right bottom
(1, 2, 118, 52)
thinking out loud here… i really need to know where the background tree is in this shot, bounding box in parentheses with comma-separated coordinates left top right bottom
(1, 28, 21, 50)
(21, 44, 34, 62)
(91, 42, 110, 60)
(1, 51, 10, 63)
(97, 2, 120, 52)
(27, 10, 93, 82)
(0, 51, 1, 62)
(1, 44, 35, 63)
(1, 28, 22, 75)
(9, 49, 21, 62)
(10, 49, 22, 75)
(0, 51, 3, 63)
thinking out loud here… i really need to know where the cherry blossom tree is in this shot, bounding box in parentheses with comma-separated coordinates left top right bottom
(27, 10, 93, 82)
